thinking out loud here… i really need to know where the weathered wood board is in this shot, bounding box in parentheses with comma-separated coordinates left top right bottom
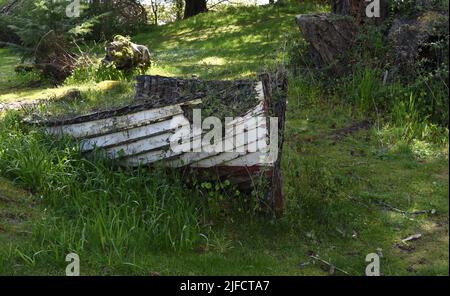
(33, 73, 288, 212)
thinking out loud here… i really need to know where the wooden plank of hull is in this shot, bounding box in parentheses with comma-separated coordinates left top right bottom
(188, 130, 269, 168)
(122, 149, 183, 166)
(80, 114, 187, 151)
(180, 103, 266, 153)
(223, 152, 273, 166)
(45, 99, 201, 139)
(105, 132, 173, 158)
(120, 128, 270, 168)
(168, 151, 221, 168)
(189, 152, 246, 168)
(97, 108, 268, 167)
(228, 101, 265, 125)
(33, 74, 287, 214)
(46, 104, 183, 139)
(166, 118, 268, 168)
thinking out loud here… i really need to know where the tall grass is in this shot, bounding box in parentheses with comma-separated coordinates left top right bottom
(0, 112, 207, 269)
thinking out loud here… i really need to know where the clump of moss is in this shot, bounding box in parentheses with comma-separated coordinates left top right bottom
(104, 35, 151, 72)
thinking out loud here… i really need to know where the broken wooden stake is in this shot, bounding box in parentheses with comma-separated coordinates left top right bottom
(401, 233, 422, 244)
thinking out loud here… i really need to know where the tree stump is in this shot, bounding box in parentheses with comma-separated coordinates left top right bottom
(332, 0, 388, 23)
(295, 14, 358, 72)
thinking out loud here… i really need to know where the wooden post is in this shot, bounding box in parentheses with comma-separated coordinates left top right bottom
(260, 69, 288, 215)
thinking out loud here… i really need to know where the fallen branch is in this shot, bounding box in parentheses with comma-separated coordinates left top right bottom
(411, 209, 436, 215)
(377, 200, 408, 214)
(309, 255, 350, 275)
(376, 200, 434, 217)
(401, 233, 422, 244)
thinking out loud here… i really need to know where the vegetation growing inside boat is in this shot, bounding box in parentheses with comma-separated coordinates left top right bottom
(134, 75, 262, 120)
(22, 74, 268, 123)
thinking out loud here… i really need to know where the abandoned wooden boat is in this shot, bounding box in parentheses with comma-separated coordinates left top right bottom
(34, 73, 288, 212)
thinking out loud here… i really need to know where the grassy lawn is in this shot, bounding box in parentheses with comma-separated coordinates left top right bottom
(134, 2, 327, 80)
(1, 2, 326, 105)
(0, 47, 134, 115)
(1, 85, 447, 275)
(0, 1, 448, 275)
(0, 47, 69, 104)
(0, 47, 21, 93)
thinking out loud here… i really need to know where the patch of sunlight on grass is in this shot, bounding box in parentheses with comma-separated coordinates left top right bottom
(420, 220, 442, 233)
(198, 57, 227, 66)
(410, 139, 437, 159)
(146, 65, 180, 77)
(1, 80, 135, 120)
(96, 80, 123, 91)
(23, 80, 135, 119)
(132, 2, 326, 80)
(0, 48, 22, 90)
(0, 83, 95, 103)
(180, 25, 243, 42)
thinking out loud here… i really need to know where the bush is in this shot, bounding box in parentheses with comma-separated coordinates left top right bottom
(65, 58, 129, 84)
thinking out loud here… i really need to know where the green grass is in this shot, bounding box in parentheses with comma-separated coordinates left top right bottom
(1, 80, 447, 275)
(134, 2, 327, 80)
(0, 47, 134, 114)
(0, 176, 37, 244)
(2, 2, 321, 110)
(0, 47, 21, 93)
(0, 1, 448, 275)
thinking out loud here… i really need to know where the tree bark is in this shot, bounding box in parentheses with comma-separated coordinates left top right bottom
(184, 0, 207, 19)
(150, 0, 159, 25)
(296, 14, 358, 72)
(330, 0, 387, 23)
(175, 0, 184, 20)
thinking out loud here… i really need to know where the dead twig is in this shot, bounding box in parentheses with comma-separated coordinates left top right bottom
(375, 200, 435, 217)
(377, 200, 408, 215)
(309, 255, 350, 275)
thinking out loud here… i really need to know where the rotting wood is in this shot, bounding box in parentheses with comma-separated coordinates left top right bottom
(33, 72, 288, 214)
(295, 13, 358, 72)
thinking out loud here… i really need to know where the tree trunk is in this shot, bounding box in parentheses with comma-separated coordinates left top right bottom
(175, 0, 184, 20)
(331, 0, 387, 23)
(184, 0, 207, 19)
(296, 14, 358, 73)
(150, 0, 159, 25)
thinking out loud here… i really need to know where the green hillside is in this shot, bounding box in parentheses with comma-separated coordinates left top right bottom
(0, 1, 448, 275)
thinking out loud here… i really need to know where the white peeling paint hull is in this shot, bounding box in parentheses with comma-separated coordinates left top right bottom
(35, 74, 288, 212)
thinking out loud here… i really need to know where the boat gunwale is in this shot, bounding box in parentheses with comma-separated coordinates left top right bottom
(26, 93, 206, 127)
